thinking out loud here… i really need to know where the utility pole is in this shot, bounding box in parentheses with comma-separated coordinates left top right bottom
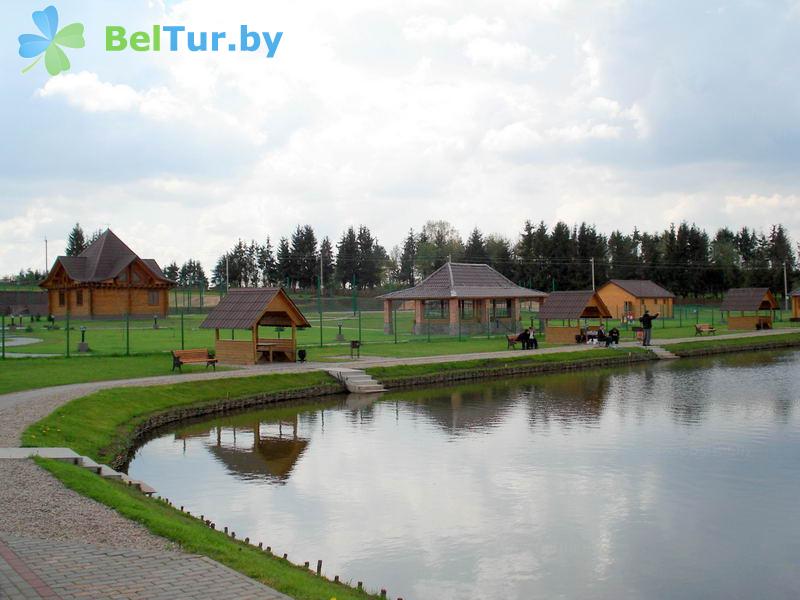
(591, 257, 596, 291)
(44, 237, 48, 273)
(319, 253, 324, 296)
(784, 261, 790, 311)
(225, 255, 230, 295)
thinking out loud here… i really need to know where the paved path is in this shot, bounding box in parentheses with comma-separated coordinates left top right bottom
(0, 534, 290, 600)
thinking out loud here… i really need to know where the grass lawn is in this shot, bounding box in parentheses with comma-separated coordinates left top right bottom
(663, 332, 800, 354)
(0, 354, 234, 396)
(36, 458, 380, 600)
(22, 371, 337, 465)
(366, 347, 652, 381)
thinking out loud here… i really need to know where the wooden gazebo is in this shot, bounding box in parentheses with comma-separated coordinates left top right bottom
(538, 290, 612, 344)
(720, 288, 778, 330)
(200, 288, 310, 364)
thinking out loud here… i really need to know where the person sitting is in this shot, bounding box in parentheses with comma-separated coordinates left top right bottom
(527, 327, 538, 349)
(608, 327, 620, 346)
(515, 329, 530, 349)
(596, 326, 607, 346)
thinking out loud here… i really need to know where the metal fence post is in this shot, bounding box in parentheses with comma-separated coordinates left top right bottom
(358, 309, 362, 344)
(181, 311, 185, 350)
(125, 312, 130, 356)
(66, 311, 70, 358)
(1, 314, 5, 359)
(393, 307, 398, 344)
(318, 278, 323, 348)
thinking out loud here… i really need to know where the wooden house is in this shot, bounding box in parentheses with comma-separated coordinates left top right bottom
(0, 290, 47, 317)
(596, 279, 675, 319)
(378, 262, 547, 336)
(200, 288, 310, 364)
(720, 288, 778, 330)
(538, 290, 612, 344)
(793, 290, 800, 319)
(39, 229, 174, 318)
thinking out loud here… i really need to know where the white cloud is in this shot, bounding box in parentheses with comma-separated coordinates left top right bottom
(37, 72, 142, 112)
(465, 39, 551, 71)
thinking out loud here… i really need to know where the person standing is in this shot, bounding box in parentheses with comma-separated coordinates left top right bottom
(527, 326, 538, 349)
(639, 310, 659, 346)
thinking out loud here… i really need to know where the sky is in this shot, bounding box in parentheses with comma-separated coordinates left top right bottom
(2, 0, 800, 275)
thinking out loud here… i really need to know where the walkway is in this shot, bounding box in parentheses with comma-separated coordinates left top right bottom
(0, 534, 289, 600)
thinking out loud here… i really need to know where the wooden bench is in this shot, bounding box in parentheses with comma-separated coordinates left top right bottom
(172, 349, 217, 371)
(507, 334, 521, 349)
(695, 324, 716, 336)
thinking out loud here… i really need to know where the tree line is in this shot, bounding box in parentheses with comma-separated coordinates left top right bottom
(5, 221, 797, 299)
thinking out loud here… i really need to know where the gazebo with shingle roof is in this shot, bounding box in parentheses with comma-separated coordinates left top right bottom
(200, 288, 310, 364)
(720, 287, 778, 330)
(538, 290, 613, 344)
(378, 262, 547, 336)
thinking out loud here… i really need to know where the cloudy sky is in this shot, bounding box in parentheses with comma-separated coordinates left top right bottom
(2, 0, 800, 274)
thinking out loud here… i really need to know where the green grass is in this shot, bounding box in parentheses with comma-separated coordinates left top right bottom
(0, 354, 234, 396)
(366, 347, 651, 381)
(663, 332, 800, 353)
(35, 458, 380, 600)
(22, 371, 338, 465)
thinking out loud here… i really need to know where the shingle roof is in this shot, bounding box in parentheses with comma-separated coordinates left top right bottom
(200, 288, 311, 330)
(792, 289, 800, 297)
(603, 279, 675, 298)
(539, 290, 612, 320)
(720, 288, 778, 312)
(378, 263, 547, 300)
(44, 229, 172, 284)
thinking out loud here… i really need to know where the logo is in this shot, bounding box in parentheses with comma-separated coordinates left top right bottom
(18, 5, 85, 76)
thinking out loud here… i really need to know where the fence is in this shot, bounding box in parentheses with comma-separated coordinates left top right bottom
(0, 300, 797, 360)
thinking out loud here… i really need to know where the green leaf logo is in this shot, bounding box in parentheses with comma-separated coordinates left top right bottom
(18, 6, 85, 76)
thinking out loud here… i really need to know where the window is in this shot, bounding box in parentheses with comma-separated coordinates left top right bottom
(460, 300, 474, 319)
(423, 300, 449, 319)
(76, 290, 83, 306)
(148, 291, 159, 306)
(58, 291, 65, 307)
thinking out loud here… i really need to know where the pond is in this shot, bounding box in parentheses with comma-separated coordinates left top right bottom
(128, 351, 800, 600)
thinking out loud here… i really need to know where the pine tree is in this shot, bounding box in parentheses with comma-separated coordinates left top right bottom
(276, 237, 292, 287)
(163, 261, 179, 282)
(335, 227, 358, 289)
(485, 235, 514, 279)
(463, 228, 489, 264)
(319, 236, 334, 292)
(65, 223, 86, 256)
(258, 237, 277, 286)
(398, 230, 417, 285)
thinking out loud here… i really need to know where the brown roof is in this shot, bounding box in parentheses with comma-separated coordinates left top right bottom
(602, 279, 675, 299)
(200, 288, 311, 330)
(539, 290, 612, 320)
(720, 288, 778, 312)
(43, 229, 172, 285)
(378, 262, 547, 300)
(792, 289, 800, 297)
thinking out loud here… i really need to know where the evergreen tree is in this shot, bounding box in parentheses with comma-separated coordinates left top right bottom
(289, 225, 318, 290)
(276, 237, 292, 287)
(485, 235, 514, 279)
(258, 237, 278, 286)
(549, 222, 574, 290)
(463, 228, 489, 264)
(356, 225, 386, 289)
(163, 261, 179, 282)
(335, 227, 358, 289)
(607, 231, 640, 279)
(398, 230, 417, 285)
(65, 223, 86, 256)
(319, 236, 334, 292)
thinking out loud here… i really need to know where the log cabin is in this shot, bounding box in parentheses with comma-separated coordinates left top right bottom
(596, 279, 675, 319)
(39, 229, 174, 318)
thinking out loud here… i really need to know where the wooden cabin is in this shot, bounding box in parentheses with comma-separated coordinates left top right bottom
(200, 288, 310, 364)
(793, 290, 800, 320)
(597, 279, 675, 319)
(720, 288, 778, 330)
(378, 262, 547, 336)
(39, 229, 174, 318)
(539, 290, 613, 344)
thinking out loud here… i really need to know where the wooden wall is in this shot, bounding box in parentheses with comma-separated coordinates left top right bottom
(727, 315, 773, 330)
(793, 297, 799, 319)
(49, 288, 169, 318)
(545, 326, 581, 345)
(215, 339, 255, 365)
(597, 284, 674, 318)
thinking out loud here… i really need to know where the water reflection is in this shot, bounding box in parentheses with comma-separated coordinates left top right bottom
(130, 350, 800, 600)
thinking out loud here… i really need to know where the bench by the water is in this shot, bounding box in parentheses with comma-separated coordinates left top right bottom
(695, 324, 717, 336)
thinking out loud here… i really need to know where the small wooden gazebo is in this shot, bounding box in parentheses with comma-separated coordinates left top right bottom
(200, 288, 310, 364)
(720, 288, 778, 330)
(792, 290, 800, 320)
(538, 290, 612, 344)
